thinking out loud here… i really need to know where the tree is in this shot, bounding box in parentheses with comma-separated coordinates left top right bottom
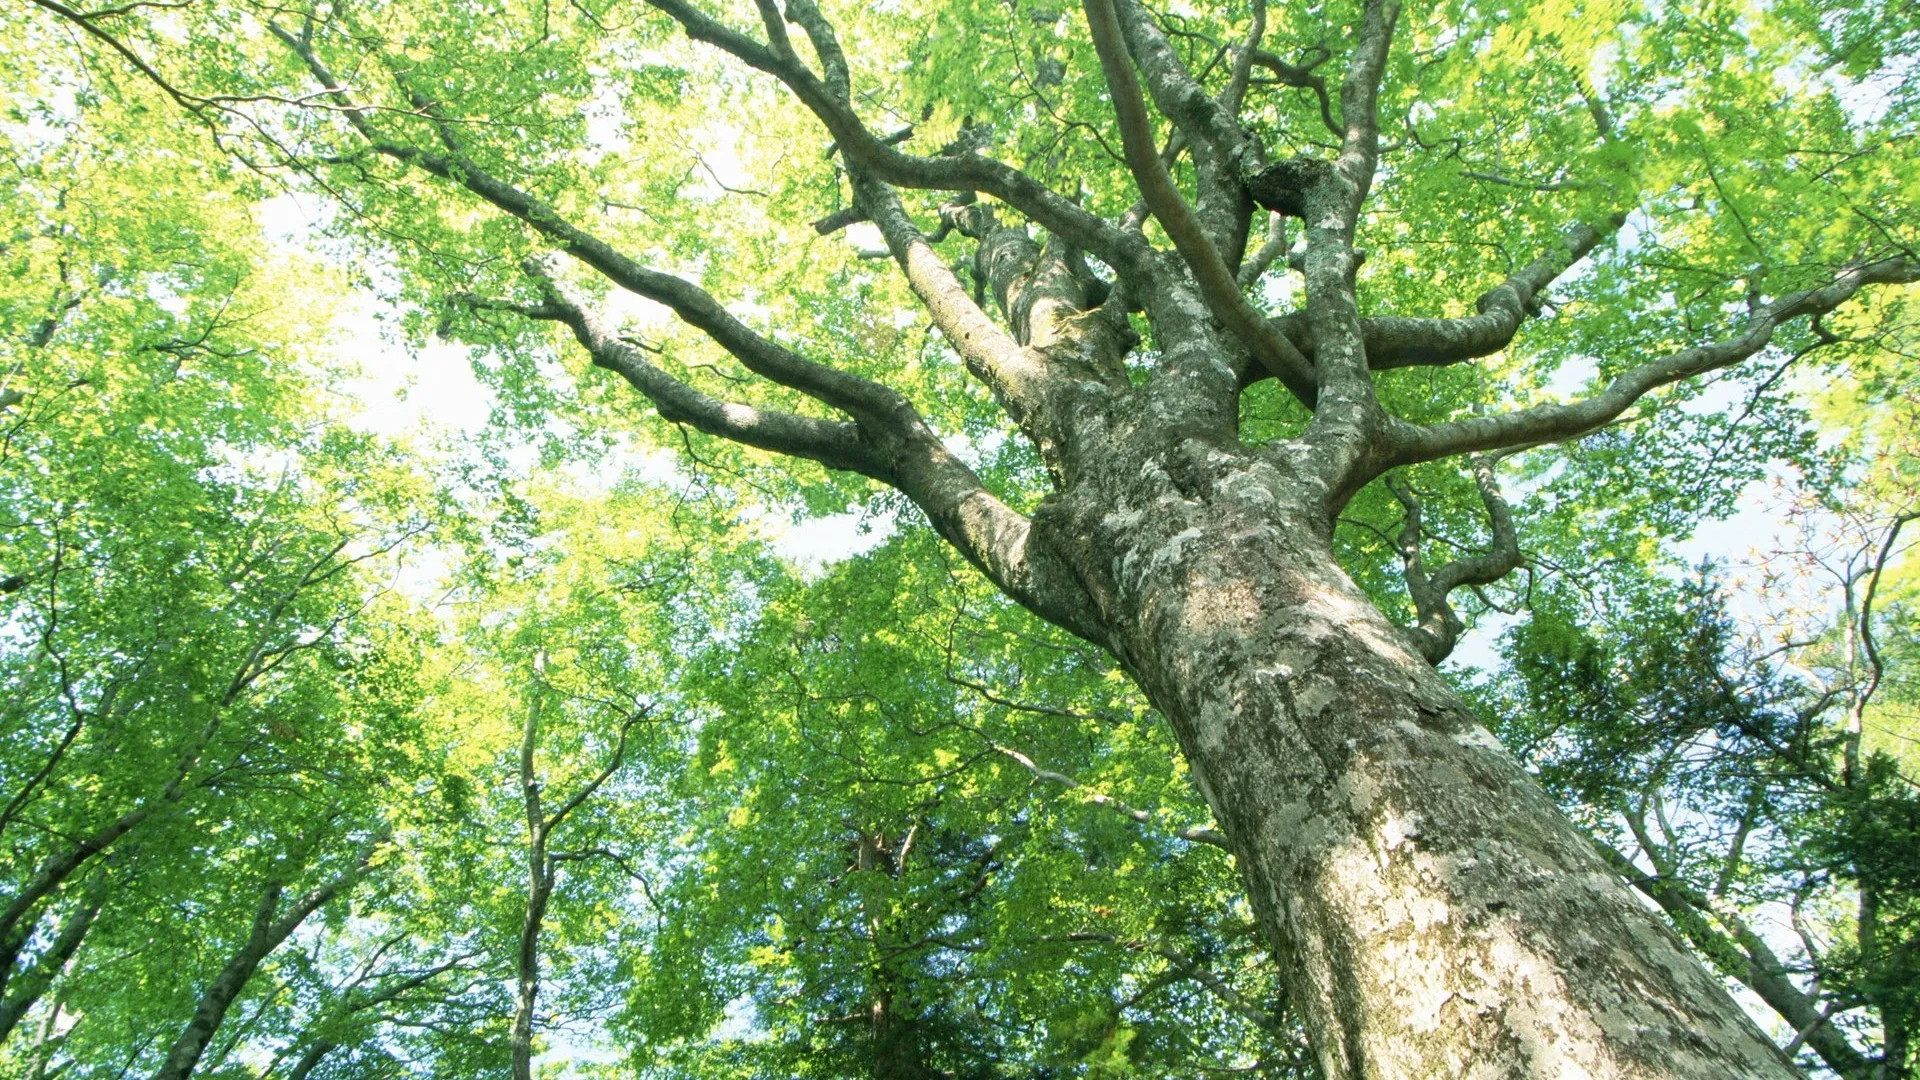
(22, 0, 1919, 1073)
(437, 479, 745, 1079)
(1483, 569, 1919, 1077)
(0, 41, 452, 1075)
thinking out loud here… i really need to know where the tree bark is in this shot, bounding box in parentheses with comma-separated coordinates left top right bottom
(510, 862, 551, 1080)
(512, 670, 550, 1080)
(1030, 449, 1803, 1078)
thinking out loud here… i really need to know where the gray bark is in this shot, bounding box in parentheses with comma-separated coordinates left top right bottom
(0, 871, 104, 1044)
(512, 671, 644, 1080)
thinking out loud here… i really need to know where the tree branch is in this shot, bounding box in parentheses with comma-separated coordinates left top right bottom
(1248, 47, 1340, 137)
(851, 173, 1056, 428)
(1386, 255, 1920, 466)
(991, 745, 1228, 848)
(498, 263, 887, 477)
(1081, 0, 1317, 402)
(636, 0, 1134, 266)
(1357, 216, 1621, 368)
(270, 25, 910, 429)
(1387, 455, 1520, 663)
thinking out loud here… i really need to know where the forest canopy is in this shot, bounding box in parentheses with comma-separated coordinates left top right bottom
(1, 0, 1916, 1076)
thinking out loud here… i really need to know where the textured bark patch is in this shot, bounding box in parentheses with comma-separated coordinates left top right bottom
(1079, 488, 1801, 1079)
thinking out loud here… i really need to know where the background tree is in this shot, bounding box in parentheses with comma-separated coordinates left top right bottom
(430, 476, 763, 1078)
(0, 42, 454, 1077)
(633, 530, 1312, 1077)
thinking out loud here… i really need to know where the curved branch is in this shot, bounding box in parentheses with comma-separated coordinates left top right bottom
(1359, 216, 1621, 367)
(637, 0, 1134, 266)
(492, 265, 886, 478)
(1082, 0, 1317, 402)
(990, 745, 1229, 848)
(1386, 255, 1920, 466)
(1387, 455, 1520, 664)
(504, 266, 1101, 642)
(1248, 46, 1340, 137)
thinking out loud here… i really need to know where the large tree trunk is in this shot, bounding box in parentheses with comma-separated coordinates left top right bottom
(1033, 452, 1801, 1078)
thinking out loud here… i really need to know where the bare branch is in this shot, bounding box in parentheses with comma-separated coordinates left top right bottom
(991, 744, 1229, 848)
(1386, 255, 1920, 466)
(1387, 455, 1521, 664)
(851, 173, 1055, 427)
(1082, 0, 1316, 402)
(1352, 216, 1622, 370)
(502, 263, 886, 477)
(637, 0, 1134, 265)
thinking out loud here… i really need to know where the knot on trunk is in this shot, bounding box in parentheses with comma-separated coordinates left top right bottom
(1244, 157, 1335, 219)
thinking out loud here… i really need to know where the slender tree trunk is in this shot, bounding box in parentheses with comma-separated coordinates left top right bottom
(151, 881, 286, 1080)
(0, 871, 105, 1043)
(23, 989, 64, 1080)
(0, 713, 221, 981)
(510, 863, 551, 1080)
(151, 848, 373, 1080)
(512, 666, 549, 1080)
(851, 831, 936, 1080)
(1029, 452, 1802, 1078)
(284, 1038, 336, 1080)
(0, 804, 150, 980)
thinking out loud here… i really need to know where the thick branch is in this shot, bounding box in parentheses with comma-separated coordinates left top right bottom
(1081, 0, 1316, 402)
(637, 0, 1133, 265)
(1110, 0, 1261, 169)
(1330, 0, 1399, 223)
(1290, 0, 1398, 481)
(851, 173, 1052, 426)
(1109, 0, 1263, 261)
(1386, 255, 1920, 466)
(499, 266, 887, 478)
(1356, 217, 1620, 368)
